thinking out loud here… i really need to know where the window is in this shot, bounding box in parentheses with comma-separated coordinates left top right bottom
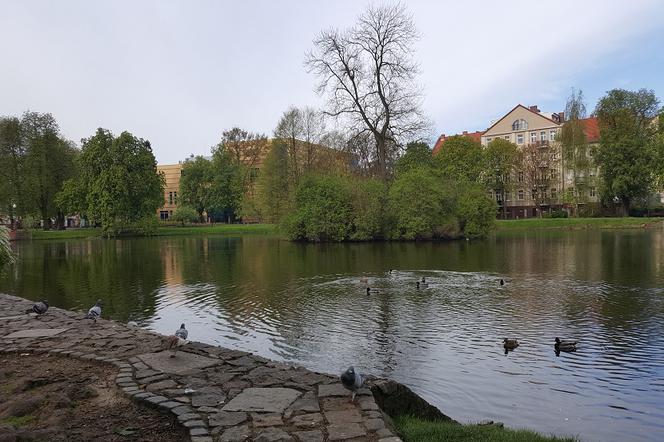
(540, 131, 547, 142)
(512, 119, 528, 130)
(518, 171, 524, 183)
(506, 192, 511, 201)
(551, 188, 557, 199)
(530, 132, 537, 143)
(517, 133, 524, 144)
(173, 191, 178, 205)
(504, 135, 510, 140)
(486, 137, 492, 144)
(518, 189, 524, 200)
(590, 187, 597, 197)
(168, 192, 173, 205)
(531, 189, 537, 200)
(550, 169, 558, 181)
(496, 192, 503, 202)
(159, 211, 169, 220)
(550, 130, 557, 141)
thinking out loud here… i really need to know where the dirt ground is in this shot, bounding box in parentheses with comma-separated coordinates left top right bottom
(0, 353, 188, 442)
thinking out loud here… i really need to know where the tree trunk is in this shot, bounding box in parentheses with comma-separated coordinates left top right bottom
(375, 135, 387, 181)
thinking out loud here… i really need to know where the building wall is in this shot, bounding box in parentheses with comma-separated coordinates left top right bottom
(156, 164, 183, 220)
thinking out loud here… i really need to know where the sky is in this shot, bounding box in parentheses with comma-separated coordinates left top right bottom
(2, 0, 664, 164)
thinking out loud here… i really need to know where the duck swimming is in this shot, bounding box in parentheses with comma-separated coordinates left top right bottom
(554, 337, 577, 352)
(503, 338, 519, 350)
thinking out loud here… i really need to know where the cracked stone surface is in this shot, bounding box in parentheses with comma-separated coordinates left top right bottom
(0, 293, 400, 442)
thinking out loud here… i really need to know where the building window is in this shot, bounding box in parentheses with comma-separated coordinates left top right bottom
(550, 169, 558, 180)
(518, 189, 524, 200)
(160, 211, 169, 220)
(550, 130, 557, 141)
(496, 192, 503, 202)
(531, 189, 537, 200)
(504, 135, 510, 140)
(530, 132, 537, 143)
(540, 131, 547, 142)
(512, 119, 528, 130)
(168, 192, 173, 205)
(486, 137, 492, 144)
(505, 192, 511, 201)
(517, 133, 524, 144)
(173, 191, 178, 205)
(590, 187, 596, 197)
(551, 188, 557, 199)
(518, 171, 524, 183)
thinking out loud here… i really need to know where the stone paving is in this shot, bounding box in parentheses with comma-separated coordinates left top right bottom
(0, 293, 402, 442)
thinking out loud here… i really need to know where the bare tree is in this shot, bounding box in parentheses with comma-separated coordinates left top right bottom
(520, 142, 560, 216)
(305, 3, 430, 180)
(219, 127, 268, 186)
(274, 107, 303, 184)
(301, 106, 325, 172)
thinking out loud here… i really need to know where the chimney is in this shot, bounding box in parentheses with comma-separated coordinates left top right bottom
(558, 112, 565, 122)
(529, 105, 540, 113)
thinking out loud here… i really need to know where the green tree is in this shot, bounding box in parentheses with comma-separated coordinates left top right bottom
(171, 206, 199, 226)
(389, 168, 456, 240)
(434, 136, 484, 183)
(594, 88, 660, 215)
(351, 178, 389, 240)
(394, 142, 435, 175)
(179, 156, 214, 222)
(283, 174, 354, 242)
(456, 184, 497, 238)
(652, 112, 664, 191)
(209, 143, 245, 223)
(254, 140, 291, 223)
(0, 117, 24, 225)
(70, 128, 164, 235)
(483, 138, 518, 219)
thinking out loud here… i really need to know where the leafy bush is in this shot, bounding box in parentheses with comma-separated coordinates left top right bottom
(456, 184, 497, 238)
(351, 178, 390, 240)
(171, 206, 199, 226)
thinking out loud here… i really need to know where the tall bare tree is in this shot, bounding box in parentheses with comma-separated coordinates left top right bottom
(305, 3, 429, 180)
(520, 142, 559, 216)
(301, 106, 325, 172)
(274, 107, 304, 184)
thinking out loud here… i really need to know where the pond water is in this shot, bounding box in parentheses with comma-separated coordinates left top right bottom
(2, 228, 664, 441)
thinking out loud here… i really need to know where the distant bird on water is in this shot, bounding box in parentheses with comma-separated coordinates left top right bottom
(166, 323, 189, 357)
(417, 278, 428, 289)
(500, 279, 505, 286)
(84, 299, 102, 323)
(26, 300, 49, 317)
(340, 366, 364, 402)
(503, 338, 519, 351)
(554, 337, 577, 353)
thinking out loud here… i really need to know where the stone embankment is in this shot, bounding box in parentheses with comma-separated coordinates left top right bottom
(0, 293, 406, 442)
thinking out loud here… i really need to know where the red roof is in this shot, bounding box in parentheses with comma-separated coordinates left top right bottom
(432, 130, 483, 155)
(580, 117, 599, 143)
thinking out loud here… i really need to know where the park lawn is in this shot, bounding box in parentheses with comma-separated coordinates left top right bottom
(496, 217, 663, 231)
(29, 224, 277, 240)
(394, 416, 578, 442)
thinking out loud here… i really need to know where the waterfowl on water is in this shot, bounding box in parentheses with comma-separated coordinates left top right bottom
(554, 337, 577, 352)
(359, 277, 368, 284)
(500, 279, 505, 286)
(417, 277, 429, 289)
(503, 338, 519, 350)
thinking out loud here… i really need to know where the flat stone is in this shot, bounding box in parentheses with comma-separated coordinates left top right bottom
(190, 427, 210, 436)
(287, 391, 320, 414)
(135, 369, 161, 379)
(255, 427, 293, 442)
(139, 374, 170, 384)
(162, 388, 188, 396)
(159, 401, 182, 410)
(191, 437, 213, 442)
(175, 396, 191, 403)
(122, 386, 140, 394)
(146, 379, 178, 391)
(192, 393, 226, 407)
(327, 423, 366, 440)
(378, 438, 402, 442)
(184, 419, 206, 428)
(4, 328, 68, 338)
(318, 383, 350, 398)
(171, 405, 193, 416)
(209, 411, 248, 427)
(291, 412, 324, 428)
(325, 409, 362, 424)
(133, 392, 152, 400)
(219, 424, 251, 442)
(177, 413, 201, 423)
(376, 429, 394, 438)
(222, 388, 300, 413)
(358, 397, 379, 411)
(145, 395, 169, 405)
(197, 406, 221, 413)
(251, 412, 283, 427)
(138, 351, 221, 375)
(293, 430, 324, 442)
(132, 362, 149, 370)
(364, 418, 385, 431)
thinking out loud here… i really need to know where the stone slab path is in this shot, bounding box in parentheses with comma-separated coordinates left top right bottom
(0, 294, 401, 442)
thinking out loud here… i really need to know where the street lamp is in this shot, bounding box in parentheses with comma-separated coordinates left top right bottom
(10, 203, 17, 230)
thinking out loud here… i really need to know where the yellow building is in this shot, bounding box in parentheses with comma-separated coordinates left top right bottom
(156, 163, 183, 220)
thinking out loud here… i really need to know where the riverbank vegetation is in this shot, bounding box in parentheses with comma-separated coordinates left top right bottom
(28, 224, 276, 240)
(496, 217, 664, 231)
(394, 416, 577, 442)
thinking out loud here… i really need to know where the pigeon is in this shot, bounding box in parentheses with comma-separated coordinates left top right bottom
(166, 323, 188, 357)
(340, 366, 364, 402)
(84, 299, 102, 323)
(26, 300, 49, 317)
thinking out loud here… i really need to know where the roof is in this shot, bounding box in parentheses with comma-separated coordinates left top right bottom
(483, 104, 561, 134)
(432, 131, 483, 155)
(580, 117, 599, 143)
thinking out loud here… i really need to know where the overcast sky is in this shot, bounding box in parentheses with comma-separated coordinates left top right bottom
(2, 0, 663, 164)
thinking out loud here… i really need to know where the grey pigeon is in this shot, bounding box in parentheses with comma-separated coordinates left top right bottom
(166, 323, 188, 357)
(26, 300, 49, 317)
(340, 366, 363, 402)
(84, 299, 102, 323)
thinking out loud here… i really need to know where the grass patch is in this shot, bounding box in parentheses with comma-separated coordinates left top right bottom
(28, 224, 277, 240)
(1, 414, 36, 427)
(496, 217, 663, 231)
(394, 416, 577, 442)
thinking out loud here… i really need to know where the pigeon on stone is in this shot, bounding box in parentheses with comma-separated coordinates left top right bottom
(84, 299, 102, 323)
(26, 300, 49, 317)
(340, 366, 363, 402)
(165, 323, 188, 357)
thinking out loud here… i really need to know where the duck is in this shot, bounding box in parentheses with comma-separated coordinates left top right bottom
(418, 277, 429, 289)
(500, 279, 505, 286)
(554, 337, 577, 352)
(503, 338, 519, 350)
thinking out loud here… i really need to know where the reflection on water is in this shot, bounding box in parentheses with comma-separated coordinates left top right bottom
(2, 228, 664, 442)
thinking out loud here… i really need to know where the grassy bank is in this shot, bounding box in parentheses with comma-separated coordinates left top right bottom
(496, 217, 663, 232)
(29, 224, 276, 240)
(394, 416, 577, 442)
